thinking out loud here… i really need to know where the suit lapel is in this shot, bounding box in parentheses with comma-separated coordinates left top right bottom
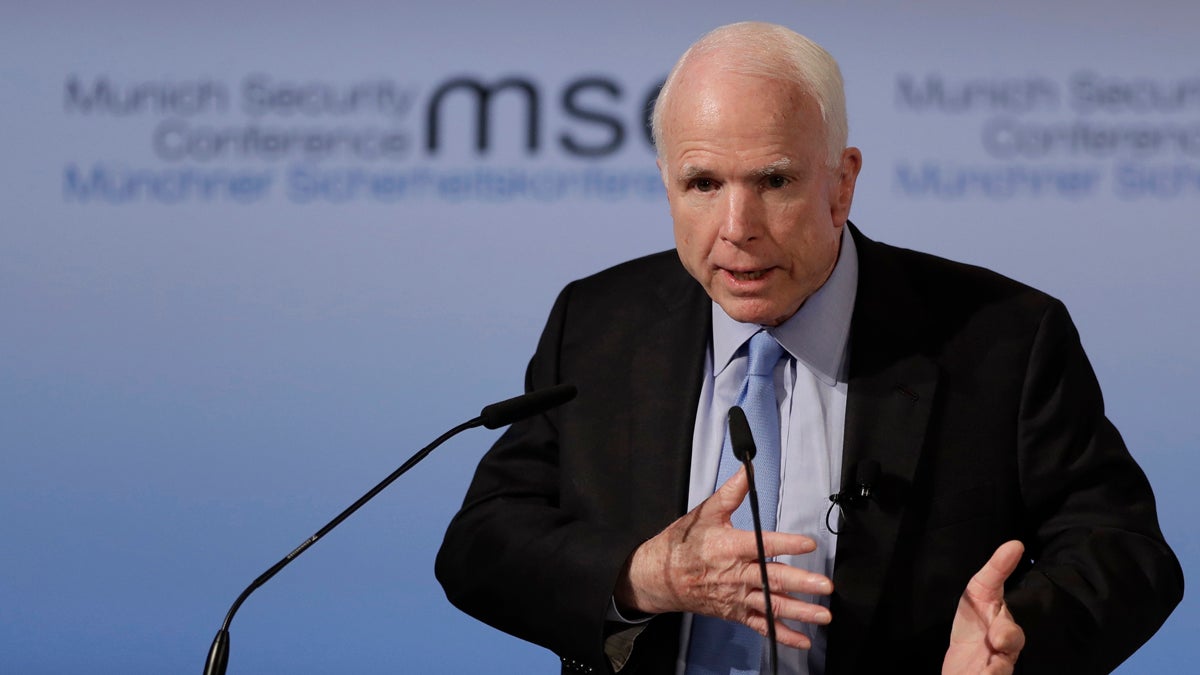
(828, 226, 940, 673)
(627, 261, 711, 534)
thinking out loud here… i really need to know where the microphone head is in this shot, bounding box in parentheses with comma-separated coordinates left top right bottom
(479, 384, 578, 429)
(727, 406, 757, 462)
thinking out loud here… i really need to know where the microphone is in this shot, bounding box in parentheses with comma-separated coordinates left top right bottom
(727, 406, 778, 675)
(728, 406, 757, 462)
(479, 383, 577, 429)
(202, 384, 577, 675)
(826, 459, 880, 534)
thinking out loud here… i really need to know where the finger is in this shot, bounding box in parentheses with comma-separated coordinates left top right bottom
(759, 530, 819, 558)
(747, 591, 833, 625)
(742, 613, 813, 650)
(980, 664, 1014, 675)
(987, 607, 1025, 655)
(723, 529, 817, 561)
(967, 540, 1024, 602)
(738, 562, 832, 597)
(980, 653, 1019, 675)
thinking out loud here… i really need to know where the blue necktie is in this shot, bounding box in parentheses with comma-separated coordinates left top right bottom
(685, 330, 786, 675)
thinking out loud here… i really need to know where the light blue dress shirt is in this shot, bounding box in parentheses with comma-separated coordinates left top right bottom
(677, 227, 859, 675)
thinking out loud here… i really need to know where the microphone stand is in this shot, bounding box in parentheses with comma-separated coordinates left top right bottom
(728, 406, 779, 675)
(741, 458, 779, 675)
(202, 384, 576, 675)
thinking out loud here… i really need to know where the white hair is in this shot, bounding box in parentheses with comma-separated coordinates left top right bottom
(651, 22, 849, 169)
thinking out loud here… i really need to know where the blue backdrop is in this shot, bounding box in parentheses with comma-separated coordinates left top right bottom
(2, 1, 1196, 672)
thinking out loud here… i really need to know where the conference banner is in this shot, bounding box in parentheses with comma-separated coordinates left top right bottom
(2, 2, 1195, 672)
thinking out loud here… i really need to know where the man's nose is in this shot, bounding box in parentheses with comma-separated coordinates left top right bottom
(720, 187, 762, 244)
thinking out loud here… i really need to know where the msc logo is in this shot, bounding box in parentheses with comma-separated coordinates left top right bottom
(424, 75, 664, 158)
(62, 73, 666, 162)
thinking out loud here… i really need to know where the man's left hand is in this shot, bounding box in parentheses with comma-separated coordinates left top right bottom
(942, 540, 1026, 675)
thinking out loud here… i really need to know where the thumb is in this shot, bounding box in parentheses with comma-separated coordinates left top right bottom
(967, 540, 1025, 602)
(705, 466, 751, 521)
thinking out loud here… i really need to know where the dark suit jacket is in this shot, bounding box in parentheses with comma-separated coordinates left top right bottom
(436, 226, 1182, 674)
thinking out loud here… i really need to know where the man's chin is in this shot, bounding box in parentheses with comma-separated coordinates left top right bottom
(714, 297, 795, 327)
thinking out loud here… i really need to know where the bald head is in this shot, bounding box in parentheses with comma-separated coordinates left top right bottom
(651, 22, 848, 169)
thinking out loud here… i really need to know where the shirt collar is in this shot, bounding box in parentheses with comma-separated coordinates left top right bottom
(711, 226, 859, 386)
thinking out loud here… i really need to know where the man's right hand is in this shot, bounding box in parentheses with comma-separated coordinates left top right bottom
(613, 467, 834, 649)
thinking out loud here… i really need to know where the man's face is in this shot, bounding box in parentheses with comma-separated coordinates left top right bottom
(659, 64, 861, 326)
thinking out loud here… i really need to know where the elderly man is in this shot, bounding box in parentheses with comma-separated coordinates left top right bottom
(436, 22, 1181, 675)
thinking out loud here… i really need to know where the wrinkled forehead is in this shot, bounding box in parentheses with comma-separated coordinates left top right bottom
(658, 68, 823, 156)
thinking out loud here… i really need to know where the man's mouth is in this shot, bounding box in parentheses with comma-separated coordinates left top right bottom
(728, 269, 770, 281)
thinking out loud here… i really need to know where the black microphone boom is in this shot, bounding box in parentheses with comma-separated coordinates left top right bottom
(202, 384, 577, 675)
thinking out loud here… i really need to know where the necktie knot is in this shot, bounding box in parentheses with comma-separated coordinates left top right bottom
(746, 330, 785, 377)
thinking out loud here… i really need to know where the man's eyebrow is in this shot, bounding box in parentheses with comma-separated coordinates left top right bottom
(676, 158, 794, 182)
(750, 158, 793, 177)
(676, 164, 706, 182)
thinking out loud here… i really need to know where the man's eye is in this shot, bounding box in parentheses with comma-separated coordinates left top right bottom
(765, 175, 788, 189)
(692, 178, 716, 192)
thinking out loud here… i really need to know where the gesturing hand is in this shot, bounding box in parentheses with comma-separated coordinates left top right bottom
(614, 467, 833, 649)
(942, 540, 1026, 675)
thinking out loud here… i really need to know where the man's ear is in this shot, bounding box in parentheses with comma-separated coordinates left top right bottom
(832, 147, 862, 224)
